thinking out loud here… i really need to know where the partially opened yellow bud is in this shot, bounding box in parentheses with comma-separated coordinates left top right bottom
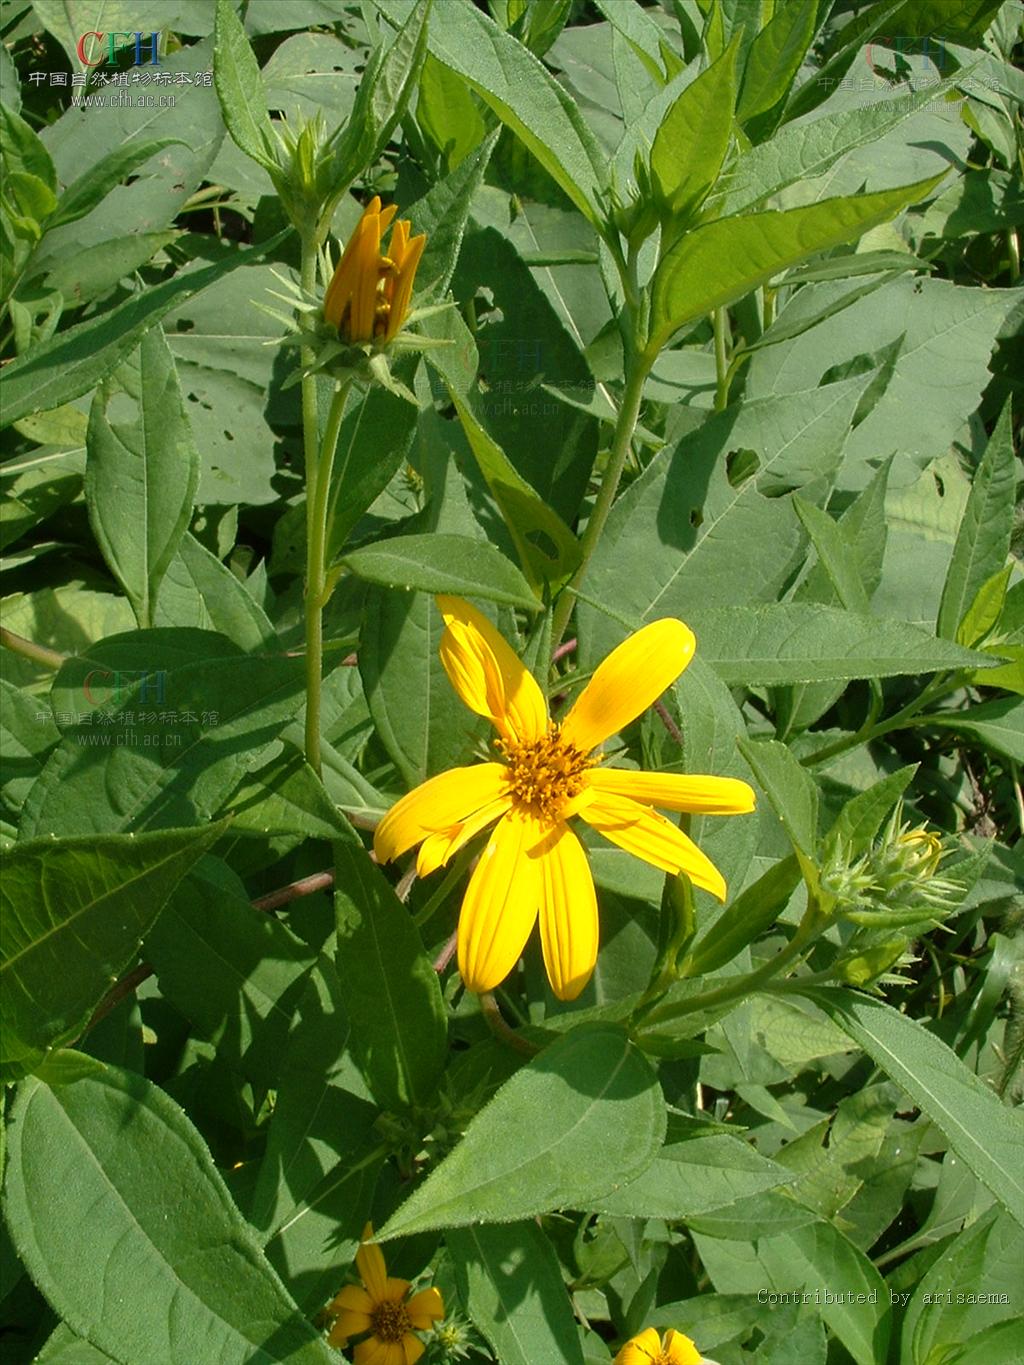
(323, 196, 426, 345)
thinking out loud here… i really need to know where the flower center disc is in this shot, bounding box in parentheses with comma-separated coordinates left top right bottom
(499, 728, 590, 822)
(370, 1299, 412, 1343)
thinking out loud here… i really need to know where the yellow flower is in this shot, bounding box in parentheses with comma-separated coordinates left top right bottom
(323, 195, 426, 345)
(325, 1223, 443, 1364)
(374, 597, 755, 1001)
(615, 1327, 702, 1365)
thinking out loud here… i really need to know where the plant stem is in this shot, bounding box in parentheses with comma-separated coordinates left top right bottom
(0, 627, 66, 671)
(800, 674, 955, 767)
(303, 375, 350, 776)
(551, 353, 651, 652)
(713, 306, 731, 411)
(635, 920, 817, 1032)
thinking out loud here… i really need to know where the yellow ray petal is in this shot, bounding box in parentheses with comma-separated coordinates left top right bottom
(406, 1285, 445, 1329)
(401, 1336, 426, 1365)
(664, 1329, 702, 1364)
(580, 791, 727, 900)
(378, 202, 398, 233)
(355, 1340, 400, 1365)
(587, 767, 755, 814)
(560, 619, 695, 753)
(327, 1305, 372, 1345)
(328, 1283, 374, 1316)
(538, 822, 598, 1000)
(374, 762, 509, 864)
(416, 794, 512, 877)
(324, 211, 376, 328)
(351, 208, 383, 341)
(386, 231, 426, 339)
(356, 1230, 388, 1302)
(458, 813, 541, 994)
(614, 1327, 662, 1364)
(436, 596, 548, 744)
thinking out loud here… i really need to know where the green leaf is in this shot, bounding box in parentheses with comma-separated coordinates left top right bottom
(85, 327, 198, 629)
(213, 0, 277, 171)
(224, 746, 356, 840)
(250, 958, 377, 1241)
(683, 855, 801, 978)
(682, 603, 996, 687)
(651, 37, 738, 222)
(145, 858, 316, 1088)
(926, 696, 1024, 763)
(937, 400, 1017, 640)
(793, 498, 870, 614)
(20, 628, 305, 836)
(648, 176, 944, 354)
(42, 231, 177, 308)
(340, 533, 540, 610)
(327, 0, 429, 196)
(754, 1219, 890, 1365)
(51, 139, 184, 229)
(589, 1130, 793, 1219)
(578, 379, 869, 666)
(902, 1207, 1023, 1364)
(359, 585, 487, 787)
(406, 128, 500, 297)
(4, 1068, 333, 1363)
(736, 0, 817, 130)
(378, 1025, 665, 1238)
(1, 236, 285, 428)
(156, 532, 279, 652)
(448, 1222, 585, 1365)
(823, 766, 917, 860)
(324, 381, 419, 564)
(737, 737, 819, 857)
(0, 822, 225, 1081)
(449, 391, 581, 594)
(807, 989, 1024, 1230)
(417, 52, 488, 172)
(393, 0, 607, 227)
(334, 841, 447, 1112)
(0, 102, 57, 194)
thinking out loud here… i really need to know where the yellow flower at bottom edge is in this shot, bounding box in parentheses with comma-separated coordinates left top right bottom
(326, 1223, 443, 1365)
(373, 597, 755, 1002)
(615, 1326, 703, 1365)
(323, 194, 426, 345)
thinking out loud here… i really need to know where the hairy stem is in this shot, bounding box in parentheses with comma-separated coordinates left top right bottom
(551, 354, 651, 652)
(303, 363, 350, 776)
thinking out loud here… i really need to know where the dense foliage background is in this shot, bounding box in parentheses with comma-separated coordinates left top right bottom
(1, 1, 1022, 1363)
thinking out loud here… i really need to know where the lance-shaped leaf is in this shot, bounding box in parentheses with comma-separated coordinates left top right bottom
(378, 1025, 665, 1238)
(647, 176, 944, 356)
(334, 841, 447, 1112)
(51, 138, 184, 229)
(382, 0, 607, 227)
(805, 989, 1024, 1230)
(0, 822, 226, 1080)
(340, 533, 540, 610)
(651, 36, 739, 223)
(214, 0, 277, 172)
(86, 328, 199, 630)
(328, 0, 430, 193)
(1, 234, 286, 427)
(937, 400, 1016, 641)
(5, 1068, 334, 1363)
(449, 392, 580, 594)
